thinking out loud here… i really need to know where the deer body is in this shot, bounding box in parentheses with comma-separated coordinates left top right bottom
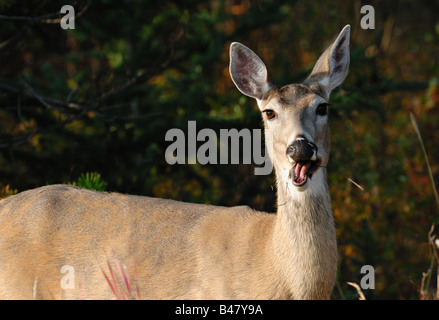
(0, 26, 350, 299)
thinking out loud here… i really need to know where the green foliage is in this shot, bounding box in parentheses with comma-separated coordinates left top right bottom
(71, 172, 107, 192)
(0, 184, 18, 198)
(0, 0, 13, 9)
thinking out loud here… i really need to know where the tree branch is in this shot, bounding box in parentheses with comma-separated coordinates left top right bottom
(0, 1, 90, 24)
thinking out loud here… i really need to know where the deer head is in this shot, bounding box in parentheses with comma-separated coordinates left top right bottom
(230, 25, 350, 193)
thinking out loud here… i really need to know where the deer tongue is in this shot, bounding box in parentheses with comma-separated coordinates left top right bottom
(293, 161, 312, 185)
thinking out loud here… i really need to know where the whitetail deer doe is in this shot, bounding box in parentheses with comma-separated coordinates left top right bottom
(0, 25, 350, 299)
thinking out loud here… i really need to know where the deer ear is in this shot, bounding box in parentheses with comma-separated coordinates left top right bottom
(229, 42, 272, 100)
(306, 25, 350, 97)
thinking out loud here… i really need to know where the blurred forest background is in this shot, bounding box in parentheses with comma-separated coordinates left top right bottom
(0, 0, 438, 299)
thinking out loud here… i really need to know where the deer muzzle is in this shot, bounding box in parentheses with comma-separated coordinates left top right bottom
(286, 136, 320, 187)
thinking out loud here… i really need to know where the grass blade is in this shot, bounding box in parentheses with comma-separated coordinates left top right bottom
(96, 258, 121, 300)
(410, 113, 439, 218)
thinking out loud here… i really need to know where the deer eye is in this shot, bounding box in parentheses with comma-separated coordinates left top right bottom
(316, 103, 329, 116)
(263, 109, 276, 120)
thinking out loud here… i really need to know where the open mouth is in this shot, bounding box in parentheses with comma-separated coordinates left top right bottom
(290, 160, 321, 187)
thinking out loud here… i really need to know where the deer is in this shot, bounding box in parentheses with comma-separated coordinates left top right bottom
(0, 25, 350, 300)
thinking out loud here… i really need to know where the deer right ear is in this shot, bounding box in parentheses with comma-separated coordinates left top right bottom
(229, 42, 272, 101)
(305, 25, 350, 98)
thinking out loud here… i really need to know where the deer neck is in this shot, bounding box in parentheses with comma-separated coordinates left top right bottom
(272, 166, 338, 299)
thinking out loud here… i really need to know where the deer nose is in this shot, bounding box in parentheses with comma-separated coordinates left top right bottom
(286, 136, 318, 162)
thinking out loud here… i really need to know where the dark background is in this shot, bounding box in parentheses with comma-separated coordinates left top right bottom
(1, 0, 438, 299)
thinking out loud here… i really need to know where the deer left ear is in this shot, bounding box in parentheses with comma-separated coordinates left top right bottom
(305, 25, 350, 97)
(229, 42, 273, 101)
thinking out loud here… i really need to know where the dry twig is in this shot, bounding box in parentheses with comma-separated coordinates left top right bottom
(347, 282, 366, 300)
